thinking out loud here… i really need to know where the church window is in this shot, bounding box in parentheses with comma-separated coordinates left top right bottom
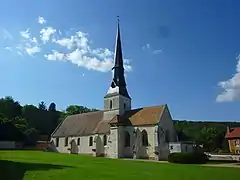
(103, 134, 107, 146)
(124, 103, 126, 109)
(77, 138, 80, 146)
(64, 137, 68, 147)
(124, 131, 130, 147)
(110, 100, 113, 109)
(56, 138, 59, 147)
(142, 130, 148, 146)
(89, 136, 93, 146)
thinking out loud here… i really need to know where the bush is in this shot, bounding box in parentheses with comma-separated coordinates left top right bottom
(168, 152, 208, 164)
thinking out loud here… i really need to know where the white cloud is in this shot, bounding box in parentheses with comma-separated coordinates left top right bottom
(216, 55, 240, 102)
(40, 27, 56, 43)
(20, 29, 30, 39)
(142, 43, 150, 50)
(44, 43, 131, 73)
(66, 49, 113, 72)
(54, 36, 75, 49)
(50, 30, 131, 72)
(92, 48, 114, 59)
(53, 31, 89, 50)
(3, 29, 13, 40)
(30, 37, 38, 44)
(38, 16, 46, 24)
(4, 46, 12, 51)
(44, 50, 65, 61)
(18, 29, 41, 56)
(153, 49, 163, 54)
(142, 43, 162, 55)
(4, 16, 132, 73)
(25, 46, 41, 56)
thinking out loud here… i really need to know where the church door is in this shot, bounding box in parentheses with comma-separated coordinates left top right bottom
(70, 139, 78, 154)
(95, 136, 104, 157)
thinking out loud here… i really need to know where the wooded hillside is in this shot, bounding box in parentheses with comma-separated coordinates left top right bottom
(0, 96, 239, 152)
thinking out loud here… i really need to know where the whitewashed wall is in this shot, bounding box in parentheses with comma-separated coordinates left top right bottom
(169, 142, 194, 153)
(159, 106, 178, 142)
(51, 134, 109, 155)
(114, 126, 156, 159)
(107, 127, 119, 158)
(0, 141, 15, 149)
(169, 143, 181, 153)
(157, 106, 178, 160)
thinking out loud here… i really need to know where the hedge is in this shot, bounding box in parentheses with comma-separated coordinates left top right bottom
(168, 152, 208, 164)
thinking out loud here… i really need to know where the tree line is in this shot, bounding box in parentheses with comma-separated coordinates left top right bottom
(0, 96, 239, 152)
(0, 96, 97, 145)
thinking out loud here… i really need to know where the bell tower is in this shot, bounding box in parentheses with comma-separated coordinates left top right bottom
(104, 18, 131, 120)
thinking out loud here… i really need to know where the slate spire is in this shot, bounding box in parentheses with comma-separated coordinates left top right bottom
(106, 17, 131, 99)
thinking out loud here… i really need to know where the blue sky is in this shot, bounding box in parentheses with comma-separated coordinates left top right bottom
(0, 0, 240, 121)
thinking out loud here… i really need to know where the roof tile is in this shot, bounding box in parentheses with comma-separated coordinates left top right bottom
(225, 127, 240, 139)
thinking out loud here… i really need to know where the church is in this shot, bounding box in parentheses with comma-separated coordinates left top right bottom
(50, 21, 178, 160)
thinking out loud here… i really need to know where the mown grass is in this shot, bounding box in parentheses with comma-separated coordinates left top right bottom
(0, 150, 239, 180)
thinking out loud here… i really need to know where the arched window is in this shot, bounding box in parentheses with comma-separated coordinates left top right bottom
(110, 100, 113, 109)
(124, 131, 130, 147)
(89, 136, 93, 146)
(64, 137, 68, 147)
(77, 138, 80, 146)
(142, 130, 148, 146)
(56, 137, 59, 147)
(103, 134, 107, 146)
(124, 103, 126, 109)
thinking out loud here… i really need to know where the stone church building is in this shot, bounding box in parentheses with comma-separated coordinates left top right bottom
(51, 21, 178, 160)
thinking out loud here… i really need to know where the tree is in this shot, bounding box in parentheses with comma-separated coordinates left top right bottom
(12, 117, 28, 132)
(48, 103, 56, 111)
(24, 128, 39, 145)
(0, 96, 22, 119)
(22, 105, 38, 112)
(38, 101, 46, 110)
(65, 105, 98, 115)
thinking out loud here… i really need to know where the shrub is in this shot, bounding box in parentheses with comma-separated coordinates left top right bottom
(168, 152, 208, 164)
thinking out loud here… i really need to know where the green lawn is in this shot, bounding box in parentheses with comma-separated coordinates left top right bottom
(0, 150, 239, 180)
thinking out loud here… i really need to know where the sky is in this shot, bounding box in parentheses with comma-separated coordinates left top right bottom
(0, 0, 240, 121)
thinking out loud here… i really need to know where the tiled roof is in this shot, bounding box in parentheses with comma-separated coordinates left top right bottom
(52, 104, 166, 137)
(109, 105, 166, 126)
(51, 111, 105, 137)
(225, 127, 240, 139)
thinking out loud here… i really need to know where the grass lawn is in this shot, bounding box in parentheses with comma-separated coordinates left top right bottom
(0, 150, 240, 180)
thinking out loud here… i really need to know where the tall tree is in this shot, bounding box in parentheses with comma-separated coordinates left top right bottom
(0, 96, 22, 119)
(38, 101, 46, 110)
(48, 102, 56, 111)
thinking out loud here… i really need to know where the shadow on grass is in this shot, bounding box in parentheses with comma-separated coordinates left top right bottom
(0, 160, 71, 180)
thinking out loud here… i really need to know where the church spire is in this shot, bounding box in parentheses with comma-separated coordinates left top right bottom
(105, 17, 131, 99)
(113, 17, 124, 71)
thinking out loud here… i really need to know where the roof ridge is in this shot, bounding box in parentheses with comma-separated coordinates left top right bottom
(67, 110, 104, 118)
(129, 104, 166, 111)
